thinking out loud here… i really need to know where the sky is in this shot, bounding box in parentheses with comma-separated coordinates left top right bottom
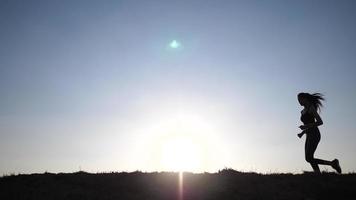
(0, 0, 356, 174)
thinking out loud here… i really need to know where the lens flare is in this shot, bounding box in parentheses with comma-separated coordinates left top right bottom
(169, 40, 181, 49)
(178, 171, 183, 200)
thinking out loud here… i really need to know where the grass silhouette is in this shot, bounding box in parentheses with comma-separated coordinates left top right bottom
(1, 168, 356, 200)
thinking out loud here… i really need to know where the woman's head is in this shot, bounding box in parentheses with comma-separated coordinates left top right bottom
(297, 92, 325, 111)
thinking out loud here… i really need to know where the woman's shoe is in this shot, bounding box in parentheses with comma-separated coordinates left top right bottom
(332, 159, 342, 174)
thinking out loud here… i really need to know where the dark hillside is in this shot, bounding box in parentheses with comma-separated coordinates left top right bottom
(1, 170, 355, 200)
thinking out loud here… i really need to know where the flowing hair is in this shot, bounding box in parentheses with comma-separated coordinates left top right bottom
(298, 92, 325, 112)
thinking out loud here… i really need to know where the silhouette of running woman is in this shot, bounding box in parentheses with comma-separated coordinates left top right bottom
(297, 92, 341, 174)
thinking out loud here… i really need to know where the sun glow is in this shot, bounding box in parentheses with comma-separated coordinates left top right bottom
(133, 109, 229, 173)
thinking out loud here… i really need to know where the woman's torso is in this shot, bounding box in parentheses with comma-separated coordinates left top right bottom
(301, 109, 320, 136)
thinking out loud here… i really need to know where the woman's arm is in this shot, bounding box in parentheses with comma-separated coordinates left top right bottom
(300, 106, 323, 130)
(297, 129, 307, 138)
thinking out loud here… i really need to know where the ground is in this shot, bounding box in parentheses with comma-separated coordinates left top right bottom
(1, 169, 355, 200)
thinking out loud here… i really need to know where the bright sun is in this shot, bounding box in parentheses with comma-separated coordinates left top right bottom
(160, 135, 201, 172)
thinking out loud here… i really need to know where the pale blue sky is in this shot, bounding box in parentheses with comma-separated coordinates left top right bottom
(1, 0, 356, 174)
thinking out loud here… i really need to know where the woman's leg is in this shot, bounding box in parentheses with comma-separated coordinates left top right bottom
(305, 133, 334, 173)
(305, 134, 321, 173)
(314, 158, 332, 165)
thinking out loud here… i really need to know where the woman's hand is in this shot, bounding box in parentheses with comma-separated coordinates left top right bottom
(297, 130, 306, 138)
(299, 125, 308, 130)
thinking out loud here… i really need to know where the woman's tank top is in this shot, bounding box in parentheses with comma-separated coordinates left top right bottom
(301, 111, 315, 124)
(301, 110, 320, 136)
